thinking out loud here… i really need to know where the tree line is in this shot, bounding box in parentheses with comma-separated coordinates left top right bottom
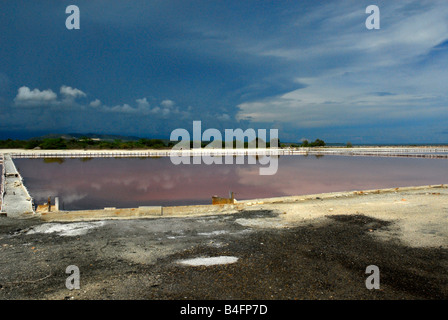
(0, 138, 169, 150)
(0, 137, 330, 150)
(289, 139, 326, 148)
(0, 137, 289, 150)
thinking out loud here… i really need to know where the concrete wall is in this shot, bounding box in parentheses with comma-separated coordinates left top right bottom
(0, 154, 5, 214)
(39, 184, 447, 222)
(1, 154, 35, 217)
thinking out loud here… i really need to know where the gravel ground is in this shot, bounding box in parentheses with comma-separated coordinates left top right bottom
(0, 188, 447, 300)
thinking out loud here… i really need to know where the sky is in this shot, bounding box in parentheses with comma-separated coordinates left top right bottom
(0, 0, 447, 144)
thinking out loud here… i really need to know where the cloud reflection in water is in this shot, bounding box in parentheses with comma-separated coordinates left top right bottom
(14, 156, 448, 210)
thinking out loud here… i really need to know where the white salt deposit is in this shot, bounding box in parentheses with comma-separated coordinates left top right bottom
(177, 256, 239, 266)
(197, 230, 228, 236)
(26, 221, 106, 237)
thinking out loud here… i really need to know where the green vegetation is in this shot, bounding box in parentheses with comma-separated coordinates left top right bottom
(295, 139, 326, 147)
(309, 139, 326, 147)
(0, 136, 285, 150)
(0, 137, 170, 150)
(0, 139, 28, 149)
(203, 137, 280, 149)
(0, 135, 332, 150)
(43, 158, 65, 164)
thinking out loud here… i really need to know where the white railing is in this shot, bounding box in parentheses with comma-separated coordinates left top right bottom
(6, 147, 448, 159)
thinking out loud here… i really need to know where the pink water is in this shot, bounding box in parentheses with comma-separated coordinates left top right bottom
(14, 156, 448, 210)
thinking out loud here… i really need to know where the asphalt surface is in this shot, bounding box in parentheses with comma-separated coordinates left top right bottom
(0, 208, 447, 300)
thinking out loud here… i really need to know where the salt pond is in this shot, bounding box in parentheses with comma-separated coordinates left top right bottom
(14, 155, 448, 210)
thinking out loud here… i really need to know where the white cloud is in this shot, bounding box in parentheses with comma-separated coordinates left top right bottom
(98, 97, 186, 117)
(60, 85, 86, 99)
(136, 97, 150, 108)
(161, 108, 171, 116)
(107, 103, 135, 113)
(89, 99, 101, 107)
(145, 99, 185, 117)
(235, 1, 448, 130)
(14, 85, 88, 107)
(150, 106, 161, 114)
(12, 86, 193, 121)
(14, 86, 57, 106)
(217, 113, 231, 121)
(161, 99, 175, 108)
(236, 72, 447, 128)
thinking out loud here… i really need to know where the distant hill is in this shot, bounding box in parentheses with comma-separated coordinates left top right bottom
(30, 133, 143, 142)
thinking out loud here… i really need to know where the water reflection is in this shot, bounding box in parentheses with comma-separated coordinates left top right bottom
(14, 156, 448, 210)
(43, 158, 65, 164)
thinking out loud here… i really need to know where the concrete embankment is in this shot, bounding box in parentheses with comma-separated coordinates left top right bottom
(39, 184, 447, 222)
(0, 154, 35, 218)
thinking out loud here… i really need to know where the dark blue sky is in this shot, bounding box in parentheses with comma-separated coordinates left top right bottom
(1, 0, 447, 143)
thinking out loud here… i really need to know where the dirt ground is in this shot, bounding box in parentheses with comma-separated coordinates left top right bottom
(0, 187, 447, 301)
